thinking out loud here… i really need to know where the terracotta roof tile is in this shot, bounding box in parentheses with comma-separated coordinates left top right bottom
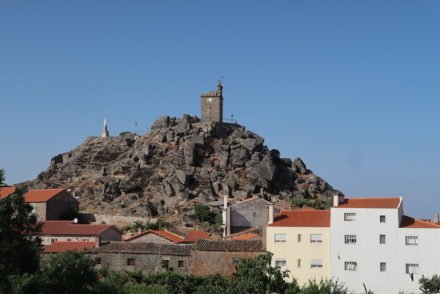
(94, 242, 192, 256)
(44, 242, 96, 253)
(183, 230, 211, 243)
(336, 197, 401, 209)
(400, 215, 440, 229)
(225, 227, 260, 240)
(269, 210, 330, 227)
(25, 189, 65, 203)
(125, 230, 184, 243)
(230, 233, 259, 240)
(193, 240, 263, 252)
(0, 186, 17, 200)
(41, 221, 119, 236)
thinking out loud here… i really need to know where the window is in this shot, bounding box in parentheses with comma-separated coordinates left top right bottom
(380, 262, 386, 272)
(310, 234, 323, 243)
(127, 258, 135, 266)
(275, 259, 287, 267)
(95, 257, 101, 265)
(297, 234, 301, 243)
(274, 234, 287, 243)
(161, 260, 169, 269)
(380, 215, 386, 223)
(178, 260, 184, 268)
(380, 234, 386, 244)
(297, 259, 301, 268)
(406, 264, 419, 274)
(67, 238, 72, 242)
(51, 238, 58, 244)
(344, 213, 356, 221)
(406, 236, 418, 246)
(310, 259, 323, 268)
(344, 235, 357, 244)
(345, 261, 357, 271)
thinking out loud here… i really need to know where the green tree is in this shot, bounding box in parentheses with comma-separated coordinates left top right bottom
(420, 275, 440, 294)
(11, 252, 99, 294)
(300, 279, 349, 294)
(43, 251, 98, 294)
(194, 204, 211, 222)
(230, 252, 289, 294)
(0, 190, 42, 293)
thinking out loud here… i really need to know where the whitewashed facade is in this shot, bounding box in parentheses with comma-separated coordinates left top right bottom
(330, 196, 440, 294)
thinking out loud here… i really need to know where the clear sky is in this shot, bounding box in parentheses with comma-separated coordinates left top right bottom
(1, 1, 439, 218)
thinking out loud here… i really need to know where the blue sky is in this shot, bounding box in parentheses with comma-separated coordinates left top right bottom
(1, 1, 439, 218)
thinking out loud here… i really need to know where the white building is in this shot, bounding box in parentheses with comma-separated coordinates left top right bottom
(331, 195, 440, 294)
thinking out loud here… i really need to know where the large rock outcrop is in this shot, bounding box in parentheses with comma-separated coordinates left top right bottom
(20, 115, 341, 220)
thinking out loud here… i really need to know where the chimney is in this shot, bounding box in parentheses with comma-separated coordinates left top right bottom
(333, 194, 344, 207)
(222, 194, 228, 237)
(268, 204, 274, 225)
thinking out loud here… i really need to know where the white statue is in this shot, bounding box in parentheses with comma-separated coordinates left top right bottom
(101, 119, 109, 138)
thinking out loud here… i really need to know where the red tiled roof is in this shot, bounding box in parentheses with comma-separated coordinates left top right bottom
(125, 230, 184, 243)
(0, 186, 17, 200)
(41, 221, 118, 236)
(183, 230, 211, 243)
(225, 227, 260, 240)
(269, 210, 330, 227)
(44, 242, 96, 253)
(400, 215, 440, 229)
(336, 197, 401, 209)
(25, 189, 65, 203)
(230, 233, 259, 240)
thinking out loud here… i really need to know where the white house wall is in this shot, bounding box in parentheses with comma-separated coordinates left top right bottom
(331, 207, 401, 293)
(331, 206, 440, 294)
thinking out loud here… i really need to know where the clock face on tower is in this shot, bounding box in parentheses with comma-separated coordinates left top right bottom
(208, 98, 213, 102)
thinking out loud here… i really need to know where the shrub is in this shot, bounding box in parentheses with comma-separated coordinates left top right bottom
(194, 204, 211, 222)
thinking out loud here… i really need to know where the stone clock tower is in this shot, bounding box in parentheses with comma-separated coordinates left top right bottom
(201, 81, 223, 123)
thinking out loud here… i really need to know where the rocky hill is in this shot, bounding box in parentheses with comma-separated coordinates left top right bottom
(21, 115, 341, 224)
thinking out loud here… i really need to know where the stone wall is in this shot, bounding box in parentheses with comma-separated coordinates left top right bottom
(31, 202, 47, 221)
(92, 214, 150, 227)
(190, 250, 262, 276)
(46, 190, 79, 220)
(94, 252, 190, 275)
(41, 235, 98, 246)
(201, 96, 223, 123)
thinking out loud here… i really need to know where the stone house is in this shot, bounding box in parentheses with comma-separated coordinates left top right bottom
(92, 242, 192, 275)
(125, 229, 185, 244)
(190, 240, 264, 276)
(226, 197, 274, 240)
(24, 189, 79, 221)
(40, 221, 122, 246)
(223, 196, 274, 248)
(0, 186, 17, 200)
